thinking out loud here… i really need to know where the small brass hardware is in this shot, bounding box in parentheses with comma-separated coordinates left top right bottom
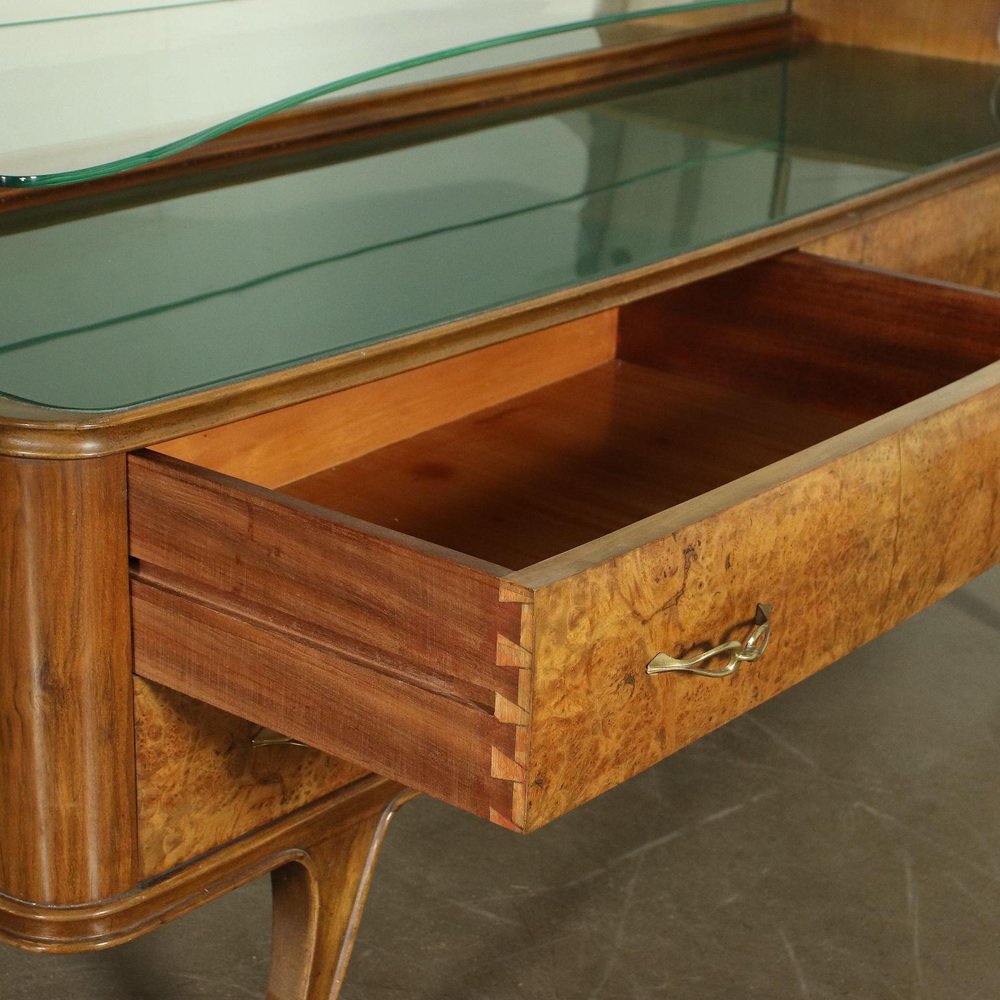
(647, 604, 772, 678)
(250, 726, 308, 748)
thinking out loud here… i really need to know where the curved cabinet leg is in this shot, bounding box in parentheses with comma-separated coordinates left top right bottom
(268, 789, 413, 1000)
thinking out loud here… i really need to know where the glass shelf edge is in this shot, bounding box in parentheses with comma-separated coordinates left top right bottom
(0, 0, 770, 189)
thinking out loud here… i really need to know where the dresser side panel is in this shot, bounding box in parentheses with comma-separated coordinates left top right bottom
(0, 455, 137, 904)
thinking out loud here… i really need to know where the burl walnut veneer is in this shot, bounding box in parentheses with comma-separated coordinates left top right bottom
(0, 6, 998, 998)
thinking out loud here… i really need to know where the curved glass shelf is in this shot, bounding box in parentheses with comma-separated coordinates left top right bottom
(1, 43, 998, 412)
(0, 0, 780, 188)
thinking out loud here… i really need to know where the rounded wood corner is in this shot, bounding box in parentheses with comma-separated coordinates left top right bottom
(0, 778, 407, 955)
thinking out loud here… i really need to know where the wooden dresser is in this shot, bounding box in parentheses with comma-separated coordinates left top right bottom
(0, 4, 997, 997)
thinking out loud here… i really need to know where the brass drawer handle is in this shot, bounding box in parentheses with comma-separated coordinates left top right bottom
(647, 604, 772, 678)
(250, 726, 307, 748)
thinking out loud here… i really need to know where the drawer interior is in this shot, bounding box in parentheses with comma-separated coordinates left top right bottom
(155, 251, 999, 571)
(281, 341, 854, 570)
(135, 248, 1000, 830)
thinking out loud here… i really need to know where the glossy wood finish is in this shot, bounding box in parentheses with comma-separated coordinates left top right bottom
(805, 171, 1000, 294)
(618, 252, 1000, 423)
(127, 445, 528, 827)
(128, 453, 514, 708)
(0, 776, 403, 955)
(268, 788, 414, 1000)
(281, 254, 999, 567)
(155, 312, 617, 489)
(282, 359, 857, 570)
(134, 679, 367, 877)
(794, 0, 1000, 63)
(129, 255, 1000, 832)
(0, 15, 992, 1000)
(0, 455, 137, 905)
(131, 576, 524, 827)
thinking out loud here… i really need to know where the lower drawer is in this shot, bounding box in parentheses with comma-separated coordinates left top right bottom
(134, 677, 366, 876)
(129, 252, 1000, 832)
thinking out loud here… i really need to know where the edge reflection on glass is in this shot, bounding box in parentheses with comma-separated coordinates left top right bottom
(1, 0, 773, 188)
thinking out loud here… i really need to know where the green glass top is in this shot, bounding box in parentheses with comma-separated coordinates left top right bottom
(2, 42, 998, 413)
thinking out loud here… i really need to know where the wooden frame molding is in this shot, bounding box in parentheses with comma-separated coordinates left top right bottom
(2, 146, 999, 462)
(0, 12, 797, 218)
(0, 778, 405, 955)
(794, 0, 1000, 64)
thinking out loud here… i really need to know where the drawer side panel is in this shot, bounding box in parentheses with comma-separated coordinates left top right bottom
(804, 171, 1000, 293)
(128, 451, 518, 707)
(887, 386, 1000, 620)
(132, 580, 528, 825)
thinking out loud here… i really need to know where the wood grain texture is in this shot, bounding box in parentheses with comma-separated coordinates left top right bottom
(619, 251, 1000, 424)
(268, 789, 413, 1000)
(490, 588, 535, 830)
(885, 385, 1000, 623)
(134, 369, 1000, 832)
(0, 776, 402, 953)
(131, 579, 524, 826)
(794, 0, 1000, 63)
(283, 360, 857, 570)
(804, 172, 1000, 294)
(128, 451, 514, 708)
(134, 678, 367, 877)
(282, 253, 998, 570)
(0, 456, 137, 905)
(154, 311, 618, 488)
(130, 257, 999, 831)
(518, 373, 1000, 830)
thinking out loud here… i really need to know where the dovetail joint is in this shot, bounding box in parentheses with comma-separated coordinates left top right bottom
(491, 594, 534, 831)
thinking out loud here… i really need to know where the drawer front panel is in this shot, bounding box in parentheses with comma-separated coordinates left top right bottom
(134, 677, 367, 877)
(522, 378, 1000, 830)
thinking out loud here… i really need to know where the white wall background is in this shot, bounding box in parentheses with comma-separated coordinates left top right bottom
(2, 0, 717, 178)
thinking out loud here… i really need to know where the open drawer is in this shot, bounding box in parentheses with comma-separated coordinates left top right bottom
(129, 252, 1000, 832)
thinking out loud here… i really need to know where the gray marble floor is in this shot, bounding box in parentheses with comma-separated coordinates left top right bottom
(2, 568, 998, 1000)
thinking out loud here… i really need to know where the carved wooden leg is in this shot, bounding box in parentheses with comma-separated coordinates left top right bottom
(268, 788, 413, 1000)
